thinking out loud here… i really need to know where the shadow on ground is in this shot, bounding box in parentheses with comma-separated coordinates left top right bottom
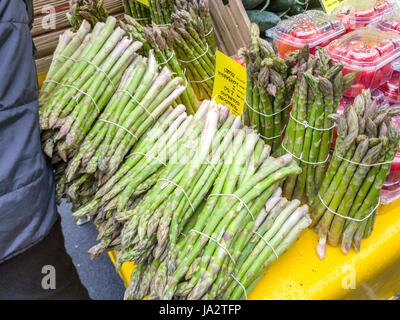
(58, 200, 125, 300)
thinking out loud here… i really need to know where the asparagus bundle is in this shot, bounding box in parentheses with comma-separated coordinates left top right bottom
(148, 0, 175, 26)
(69, 105, 192, 257)
(67, 0, 109, 30)
(311, 90, 400, 259)
(123, 0, 151, 26)
(158, 145, 302, 299)
(170, 2, 216, 101)
(279, 47, 357, 204)
(115, 101, 237, 268)
(63, 51, 185, 185)
(122, 15, 199, 114)
(40, 17, 144, 164)
(242, 23, 299, 153)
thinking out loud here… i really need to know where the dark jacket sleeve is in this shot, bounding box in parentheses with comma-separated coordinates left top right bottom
(0, 0, 58, 264)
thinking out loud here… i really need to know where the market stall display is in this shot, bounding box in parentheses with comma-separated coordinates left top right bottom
(273, 10, 345, 59)
(311, 90, 400, 259)
(31, 0, 400, 300)
(327, 27, 400, 97)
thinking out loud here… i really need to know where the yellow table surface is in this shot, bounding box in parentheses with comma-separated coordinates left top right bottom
(38, 72, 400, 300)
(108, 200, 400, 300)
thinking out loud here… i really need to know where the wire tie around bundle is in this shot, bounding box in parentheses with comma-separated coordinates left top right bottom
(190, 228, 236, 264)
(190, 74, 215, 84)
(156, 23, 171, 27)
(97, 119, 138, 140)
(205, 28, 214, 37)
(245, 100, 291, 117)
(118, 89, 156, 121)
(178, 43, 210, 64)
(158, 178, 195, 212)
(317, 193, 380, 222)
(260, 125, 287, 140)
(252, 231, 279, 259)
(126, 152, 167, 166)
(281, 143, 330, 165)
(77, 57, 117, 91)
(208, 194, 255, 221)
(159, 51, 175, 66)
(289, 112, 336, 131)
(334, 153, 395, 167)
(61, 84, 100, 112)
(230, 274, 247, 300)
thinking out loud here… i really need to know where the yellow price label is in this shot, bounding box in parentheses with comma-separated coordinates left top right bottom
(320, 0, 346, 13)
(136, 0, 149, 7)
(211, 50, 247, 117)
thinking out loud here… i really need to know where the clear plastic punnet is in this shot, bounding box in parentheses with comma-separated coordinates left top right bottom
(273, 10, 345, 59)
(376, 14, 400, 34)
(327, 27, 400, 97)
(379, 58, 400, 103)
(331, 0, 396, 32)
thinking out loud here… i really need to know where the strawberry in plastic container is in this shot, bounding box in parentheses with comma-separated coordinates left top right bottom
(381, 115, 400, 204)
(273, 10, 345, 59)
(327, 27, 400, 98)
(331, 0, 395, 32)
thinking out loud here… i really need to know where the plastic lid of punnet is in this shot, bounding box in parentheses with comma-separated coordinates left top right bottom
(327, 27, 400, 71)
(377, 15, 400, 33)
(331, 0, 395, 25)
(273, 10, 345, 48)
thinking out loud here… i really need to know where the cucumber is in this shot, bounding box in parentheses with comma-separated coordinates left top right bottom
(289, 4, 306, 15)
(246, 10, 281, 32)
(242, 0, 265, 9)
(267, 0, 297, 12)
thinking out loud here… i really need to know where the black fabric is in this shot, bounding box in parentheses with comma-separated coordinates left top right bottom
(0, 218, 90, 300)
(22, 0, 33, 29)
(0, 0, 58, 263)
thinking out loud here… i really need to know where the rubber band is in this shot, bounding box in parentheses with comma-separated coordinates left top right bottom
(159, 51, 175, 66)
(182, 69, 189, 90)
(131, 17, 150, 21)
(334, 153, 394, 167)
(156, 23, 171, 27)
(208, 194, 255, 221)
(190, 228, 236, 264)
(158, 178, 195, 212)
(252, 231, 279, 259)
(260, 125, 287, 140)
(118, 89, 156, 120)
(190, 74, 215, 84)
(281, 143, 330, 165)
(97, 119, 138, 140)
(178, 43, 210, 64)
(245, 100, 291, 118)
(61, 84, 100, 112)
(205, 28, 214, 37)
(289, 112, 335, 131)
(318, 193, 380, 222)
(230, 274, 247, 300)
(126, 152, 167, 166)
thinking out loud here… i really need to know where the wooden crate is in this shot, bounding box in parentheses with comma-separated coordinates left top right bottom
(209, 0, 251, 56)
(32, 0, 124, 73)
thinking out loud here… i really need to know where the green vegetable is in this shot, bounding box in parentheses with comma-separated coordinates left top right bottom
(266, 0, 298, 12)
(246, 10, 281, 32)
(242, 0, 266, 10)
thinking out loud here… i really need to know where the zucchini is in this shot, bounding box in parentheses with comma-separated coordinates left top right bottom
(267, 0, 298, 12)
(242, 0, 265, 10)
(246, 10, 281, 32)
(289, 4, 306, 15)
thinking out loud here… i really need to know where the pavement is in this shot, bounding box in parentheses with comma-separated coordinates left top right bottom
(58, 200, 125, 300)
